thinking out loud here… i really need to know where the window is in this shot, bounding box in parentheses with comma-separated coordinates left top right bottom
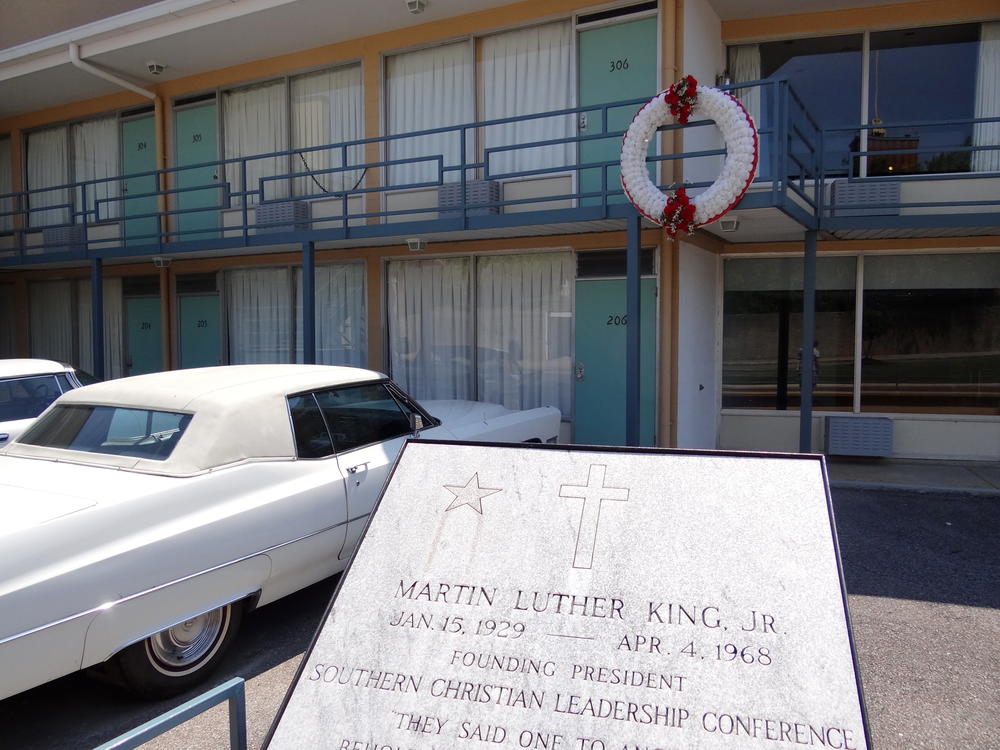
(20, 404, 192, 459)
(288, 393, 334, 458)
(0, 375, 66, 421)
(387, 252, 573, 414)
(861, 254, 999, 414)
(722, 252, 1000, 416)
(723, 256, 857, 410)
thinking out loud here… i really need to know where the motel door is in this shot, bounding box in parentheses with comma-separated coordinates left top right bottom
(174, 100, 220, 241)
(178, 294, 221, 369)
(578, 15, 658, 205)
(120, 114, 159, 246)
(574, 278, 656, 446)
(125, 297, 162, 375)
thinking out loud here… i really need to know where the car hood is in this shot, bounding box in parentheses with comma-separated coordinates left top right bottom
(420, 399, 515, 427)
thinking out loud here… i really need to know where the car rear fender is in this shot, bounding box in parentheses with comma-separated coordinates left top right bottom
(81, 554, 271, 668)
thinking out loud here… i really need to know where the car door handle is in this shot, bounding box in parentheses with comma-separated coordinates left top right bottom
(346, 462, 369, 475)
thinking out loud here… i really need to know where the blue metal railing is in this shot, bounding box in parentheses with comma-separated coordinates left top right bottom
(0, 80, 997, 265)
(93, 677, 247, 750)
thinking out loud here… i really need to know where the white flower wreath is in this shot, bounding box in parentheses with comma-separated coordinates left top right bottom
(620, 75, 759, 235)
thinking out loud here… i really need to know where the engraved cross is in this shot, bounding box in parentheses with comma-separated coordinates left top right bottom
(559, 464, 629, 569)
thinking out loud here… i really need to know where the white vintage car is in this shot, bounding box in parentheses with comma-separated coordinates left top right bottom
(0, 358, 93, 447)
(0, 364, 559, 700)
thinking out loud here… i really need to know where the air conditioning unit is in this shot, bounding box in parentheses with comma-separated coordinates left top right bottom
(438, 179, 501, 219)
(830, 180, 900, 217)
(825, 416, 893, 457)
(256, 200, 311, 234)
(42, 225, 86, 253)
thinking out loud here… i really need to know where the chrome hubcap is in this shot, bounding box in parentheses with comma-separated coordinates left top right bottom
(148, 609, 225, 668)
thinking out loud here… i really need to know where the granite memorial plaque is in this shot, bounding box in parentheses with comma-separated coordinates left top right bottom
(265, 441, 870, 749)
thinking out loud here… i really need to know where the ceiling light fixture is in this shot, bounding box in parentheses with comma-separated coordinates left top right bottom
(405, 0, 426, 14)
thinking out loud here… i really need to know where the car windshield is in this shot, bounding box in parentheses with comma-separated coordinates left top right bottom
(0, 374, 66, 421)
(18, 405, 192, 460)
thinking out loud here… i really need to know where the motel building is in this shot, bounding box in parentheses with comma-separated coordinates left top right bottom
(0, 0, 997, 459)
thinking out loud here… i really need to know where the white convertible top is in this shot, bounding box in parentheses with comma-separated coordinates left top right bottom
(4, 365, 387, 475)
(0, 358, 74, 378)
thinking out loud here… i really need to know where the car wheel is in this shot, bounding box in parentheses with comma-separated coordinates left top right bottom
(113, 602, 243, 698)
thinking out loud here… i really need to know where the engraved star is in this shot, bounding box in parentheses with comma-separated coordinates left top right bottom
(443, 473, 502, 514)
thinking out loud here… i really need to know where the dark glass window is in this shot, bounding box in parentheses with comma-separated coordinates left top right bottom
(723, 257, 857, 410)
(288, 393, 334, 458)
(314, 383, 413, 453)
(861, 254, 999, 414)
(865, 25, 978, 176)
(20, 405, 191, 459)
(0, 374, 64, 421)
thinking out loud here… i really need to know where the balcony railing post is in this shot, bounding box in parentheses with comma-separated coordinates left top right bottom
(91, 257, 105, 381)
(799, 228, 818, 453)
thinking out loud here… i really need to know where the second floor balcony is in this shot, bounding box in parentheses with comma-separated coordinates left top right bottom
(1, 79, 998, 268)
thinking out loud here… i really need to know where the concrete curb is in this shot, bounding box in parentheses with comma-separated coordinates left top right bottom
(830, 480, 1000, 498)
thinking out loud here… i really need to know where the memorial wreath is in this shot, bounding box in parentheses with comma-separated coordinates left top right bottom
(620, 74, 759, 236)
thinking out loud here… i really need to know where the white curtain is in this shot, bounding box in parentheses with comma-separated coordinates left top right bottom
(77, 277, 124, 378)
(387, 257, 472, 399)
(29, 280, 74, 362)
(476, 252, 573, 413)
(72, 116, 121, 222)
(295, 262, 367, 365)
(482, 22, 573, 176)
(226, 267, 293, 363)
(0, 137, 12, 233)
(224, 81, 289, 205)
(291, 65, 364, 196)
(972, 22, 1000, 173)
(27, 127, 69, 227)
(386, 42, 473, 186)
(730, 44, 762, 127)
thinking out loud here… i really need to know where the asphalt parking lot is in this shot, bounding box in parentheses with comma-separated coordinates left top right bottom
(1, 485, 997, 750)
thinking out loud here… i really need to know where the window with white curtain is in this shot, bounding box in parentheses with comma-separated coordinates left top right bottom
(0, 137, 12, 233)
(386, 42, 473, 186)
(26, 127, 70, 227)
(387, 257, 473, 399)
(294, 262, 367, 365)
(481, 22, 574, 176)
(225, 267, 294, 363)
(223, 80, 290, 205)
(29, 280, 74, 362)
(387, 252, 574, 412)
(72, 116, 121, 221)
(291, 65, 364, 196)
(973, 21, 1000, 173)
(77, 277, 125, 378)
(476, 252, 573, 414)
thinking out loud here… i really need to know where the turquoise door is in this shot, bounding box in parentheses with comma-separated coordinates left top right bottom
(125, 297, 162, 375)
(178, 294, 221, 369)
(578, 17, 658, 206)
(175, 103, 220, 241)
(121, 116, 159, 246)
(574, 278, 656, 446)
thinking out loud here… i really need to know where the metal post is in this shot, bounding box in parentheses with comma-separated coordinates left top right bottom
(625, 208, 642, 446)
(302, 241, 316, 364)
(799, 229, 818, 452)
(90, 257, 105, 380)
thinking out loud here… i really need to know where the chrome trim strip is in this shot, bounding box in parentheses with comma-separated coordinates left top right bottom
(0, 518, 350, 647)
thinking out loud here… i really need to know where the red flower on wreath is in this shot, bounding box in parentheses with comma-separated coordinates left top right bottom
(664, 74, 698, 124)
(661, 187, 696, 236)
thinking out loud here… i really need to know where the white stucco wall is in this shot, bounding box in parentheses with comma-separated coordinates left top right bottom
(676, 241, 720, 449)
(681, 0, 726, 191)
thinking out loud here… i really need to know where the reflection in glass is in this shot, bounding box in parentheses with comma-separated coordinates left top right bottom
(861, 254, 999, 414)
(723, 257, 857, 410)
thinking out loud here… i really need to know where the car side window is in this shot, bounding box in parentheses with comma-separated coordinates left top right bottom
(0, 375, 62, 421)
(287, 393, 334, 458)
(314, 383, 413, 454)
